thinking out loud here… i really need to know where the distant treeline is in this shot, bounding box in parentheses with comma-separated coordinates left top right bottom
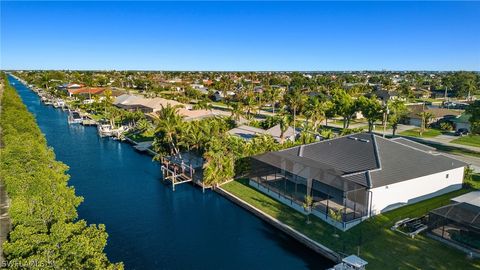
(0, 74, 122, 269)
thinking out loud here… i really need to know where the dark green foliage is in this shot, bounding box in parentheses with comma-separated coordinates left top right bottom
(466, 100, 480, 134)
(0, 75, 122, 269)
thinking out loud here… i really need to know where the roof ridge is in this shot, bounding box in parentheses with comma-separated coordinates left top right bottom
(371, 133, 382, 171)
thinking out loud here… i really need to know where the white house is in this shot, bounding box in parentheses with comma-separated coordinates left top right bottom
(248, 133, 467, 230)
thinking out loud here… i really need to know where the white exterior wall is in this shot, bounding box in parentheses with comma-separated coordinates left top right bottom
(369, 167, 464, 215)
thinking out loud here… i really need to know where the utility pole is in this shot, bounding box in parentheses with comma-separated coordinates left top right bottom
(383, 101, 389, 138)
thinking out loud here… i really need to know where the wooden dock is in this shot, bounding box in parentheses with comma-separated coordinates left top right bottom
(160, 156, 211, 192)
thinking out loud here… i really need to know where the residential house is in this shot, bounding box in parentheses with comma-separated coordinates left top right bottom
(248, 133, 466, 230)
(407, 105, 462, 127)
(113, 94, 215, 120)
(228, 124, 296, 143)
(451, 113, 472, 132)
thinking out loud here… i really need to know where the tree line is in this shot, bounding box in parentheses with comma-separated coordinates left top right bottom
(0, 74, 122, 269)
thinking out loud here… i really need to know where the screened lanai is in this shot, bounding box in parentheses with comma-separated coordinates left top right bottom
(429, 202, 480, 253)
(248, 149, 370, 226)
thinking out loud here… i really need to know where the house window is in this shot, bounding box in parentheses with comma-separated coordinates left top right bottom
(446, 174, 449, 179)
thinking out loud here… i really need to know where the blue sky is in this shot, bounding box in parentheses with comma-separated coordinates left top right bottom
(1, 1, 479, 71)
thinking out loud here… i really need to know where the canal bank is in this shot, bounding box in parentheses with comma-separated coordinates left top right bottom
(216, 187, 341, 263)
(8, 75, 333, 270)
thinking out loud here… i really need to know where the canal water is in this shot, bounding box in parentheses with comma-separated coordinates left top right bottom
(8, 75, 332, 270)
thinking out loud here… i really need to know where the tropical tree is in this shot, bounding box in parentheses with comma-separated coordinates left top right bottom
(331, 89, 357, 129)
(418, 111, 434, 136)
(356, 95, 383, 132)
(153, 104, 185, 156)
(103, 89, 114, 114)
(278, 110, 293, 144)
(388, 100, 408, 136)
(285, 89, 306, 139)
(329, 208, 343, 238)
(193, 100, 213, 111)
(135, 118, 153, 134)
(298, 122, 316, 144)
(202, 137, 235, 187)
(320, 129, 334, 140)
(303, 97, 330, 130)
(303, 195, 313, 224)
(230, 102, 245, 122)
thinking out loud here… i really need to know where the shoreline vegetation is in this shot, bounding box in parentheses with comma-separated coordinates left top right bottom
(0, 74, 122, 269)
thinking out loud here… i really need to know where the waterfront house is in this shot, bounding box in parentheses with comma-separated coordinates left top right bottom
(114, 94, 217, 120)
(67, 87, 105, 97)
(248, 133, 466, 230)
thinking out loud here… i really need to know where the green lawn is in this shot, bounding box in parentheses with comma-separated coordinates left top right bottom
(222, 179, 480, 270)
(452, 135, 480, 148)
(126, 133, 154, 143)
(400, 128, 443, 138)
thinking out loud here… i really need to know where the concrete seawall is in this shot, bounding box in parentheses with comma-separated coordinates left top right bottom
(216, 187, 341, 263)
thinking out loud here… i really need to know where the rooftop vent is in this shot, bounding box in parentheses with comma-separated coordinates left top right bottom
(298, 145, 304, 157)
(348, 136, 370, 143)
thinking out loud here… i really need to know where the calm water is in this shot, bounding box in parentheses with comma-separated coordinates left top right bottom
(8, 75, 332, 270)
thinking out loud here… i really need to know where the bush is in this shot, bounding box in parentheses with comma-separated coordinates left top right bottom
(439, 122, 454, 131)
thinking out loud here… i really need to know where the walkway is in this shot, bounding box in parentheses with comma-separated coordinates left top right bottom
(0, 79, 11, 267)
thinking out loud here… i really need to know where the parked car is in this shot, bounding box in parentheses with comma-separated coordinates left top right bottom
(455, 128, 469, 136)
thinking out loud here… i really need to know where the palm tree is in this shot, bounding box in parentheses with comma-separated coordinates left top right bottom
(303, 195, 313, 224)
(417, 111, 434, 136)
(103, 89, 114, 114)
(202, 137, 235, 187)
(285, 89, 306, 140)
(304, 97, 330, 130)
(230, 102, 245, 122)
(135, 118, 152, 134)
(193, 100, 213, 111)
(388, 100, 408, 136)
(39, 73, 50, 91)
(278, 111, 292, 144)
(153, 104, 185, 156)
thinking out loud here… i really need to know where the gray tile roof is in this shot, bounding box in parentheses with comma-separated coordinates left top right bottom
(280, 133, 379, 174)
(390, 137, 437, 153)
(252, 132, 467, 189)
(369, 136, 466, 187)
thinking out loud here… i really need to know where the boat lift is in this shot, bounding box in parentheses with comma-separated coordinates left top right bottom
(161, 158, 195, 191)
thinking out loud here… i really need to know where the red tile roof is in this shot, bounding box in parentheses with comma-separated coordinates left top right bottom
(68, 87, 106, 95)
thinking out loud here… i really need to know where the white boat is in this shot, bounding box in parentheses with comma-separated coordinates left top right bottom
(43, 99, 53, 106)
(68, 111, 83, 124)
(53, 99, 66, 108)
(98, 124, 113, 137)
